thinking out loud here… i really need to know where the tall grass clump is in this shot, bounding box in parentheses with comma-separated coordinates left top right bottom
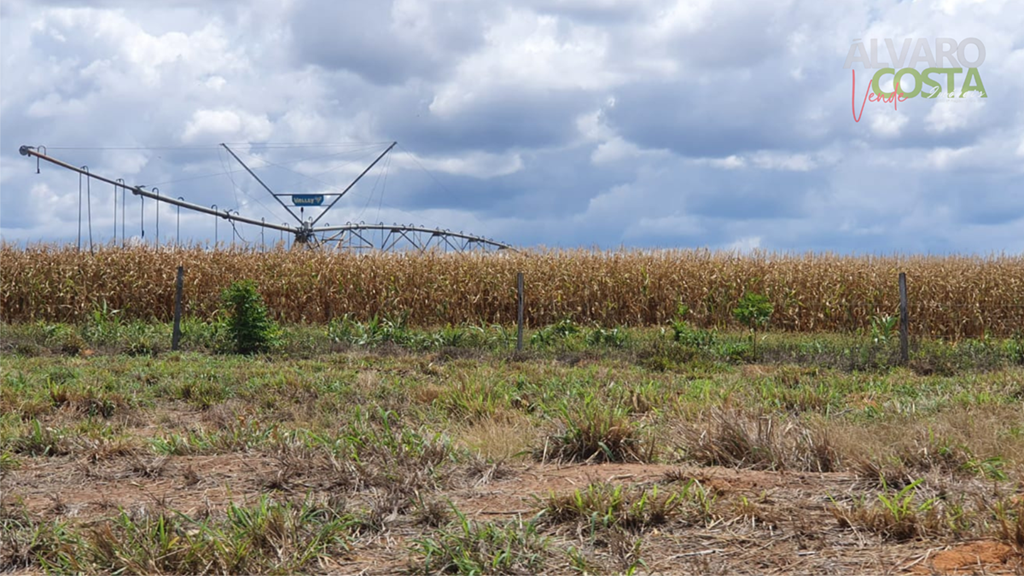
(537, 399, 655, 463)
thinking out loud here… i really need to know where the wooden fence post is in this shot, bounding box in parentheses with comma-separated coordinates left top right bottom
(171, 266, 184, 351)
(898, 272, 909, 365)
(516, 272, 524, 352)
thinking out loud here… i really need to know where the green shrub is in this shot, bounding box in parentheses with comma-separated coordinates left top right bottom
(671, 306, 715, 348)
(221, 280, 279, 354)
(732, 292, 773, 330)
(672, 323, 714, 347)
(732, 292, 773, 358)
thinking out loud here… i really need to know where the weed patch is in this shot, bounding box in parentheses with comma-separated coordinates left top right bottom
(410, 506, 549, 575)
(538, 481, 715, 534)
(77, 495, 351, 574)
(829, 479, 955, 541)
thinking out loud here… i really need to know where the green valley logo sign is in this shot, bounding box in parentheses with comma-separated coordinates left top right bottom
(845, 38, 988, 122)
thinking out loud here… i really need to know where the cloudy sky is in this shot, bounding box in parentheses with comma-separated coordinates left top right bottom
(1, 0, 1022, 253)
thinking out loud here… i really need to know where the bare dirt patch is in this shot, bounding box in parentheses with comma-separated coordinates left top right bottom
(911, 541, 1020, 575)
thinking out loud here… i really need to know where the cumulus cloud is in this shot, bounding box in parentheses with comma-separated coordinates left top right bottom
(869, 112, 910, 138)
(1, 0, 1022, 252)
(705, 156, 746, 170)
(749, 151, 817, 172)
(726, 236, 762, 254)
(924, 97, 987, 133)
(182, 110, 274, 143)
(393, 150, 524, 179)
(429, 9, 624, 117)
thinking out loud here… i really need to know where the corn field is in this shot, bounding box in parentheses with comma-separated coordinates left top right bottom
(2, 244, 1023, 338)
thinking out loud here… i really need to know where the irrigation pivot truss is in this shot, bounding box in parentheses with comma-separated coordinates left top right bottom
(317, 223, 515, 252)
(18, 144, 515, 253)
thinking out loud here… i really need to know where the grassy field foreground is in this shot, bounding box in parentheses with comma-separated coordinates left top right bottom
(1, 323, 1024, 574)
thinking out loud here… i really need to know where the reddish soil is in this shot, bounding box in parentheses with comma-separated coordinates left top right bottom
(911, 541, 1020, 575)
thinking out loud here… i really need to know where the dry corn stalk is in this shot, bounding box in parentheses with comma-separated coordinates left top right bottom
(1, 243, 1022, 338)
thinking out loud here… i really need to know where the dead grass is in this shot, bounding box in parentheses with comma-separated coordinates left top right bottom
(996, 499, 1024, 554)
(827, 407, 1024, 486)
(456, 411, 535, 461)
(680, 409, 840, 472)
(411, 494, 451, 528)
(127, 454, 171, 479)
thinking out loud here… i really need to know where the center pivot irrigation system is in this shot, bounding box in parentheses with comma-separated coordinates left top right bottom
(18, 143, 514, 253)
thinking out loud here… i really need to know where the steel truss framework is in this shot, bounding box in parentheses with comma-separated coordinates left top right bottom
(318, 224, 512, 252)
(18, 144, 514, 253)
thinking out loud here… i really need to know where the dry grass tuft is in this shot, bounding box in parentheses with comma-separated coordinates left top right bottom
(680, 410, 840, 472)
(411, 494, 451, 528)
(456, 412, 534, 462)
(996, 499, 1024, 554)
(832, 408, 1024, 485)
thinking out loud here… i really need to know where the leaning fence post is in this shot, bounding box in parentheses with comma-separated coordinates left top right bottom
(171, 266, 184, 351)
(898, 272, 909, 365)
(516, 272, 524, 351)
